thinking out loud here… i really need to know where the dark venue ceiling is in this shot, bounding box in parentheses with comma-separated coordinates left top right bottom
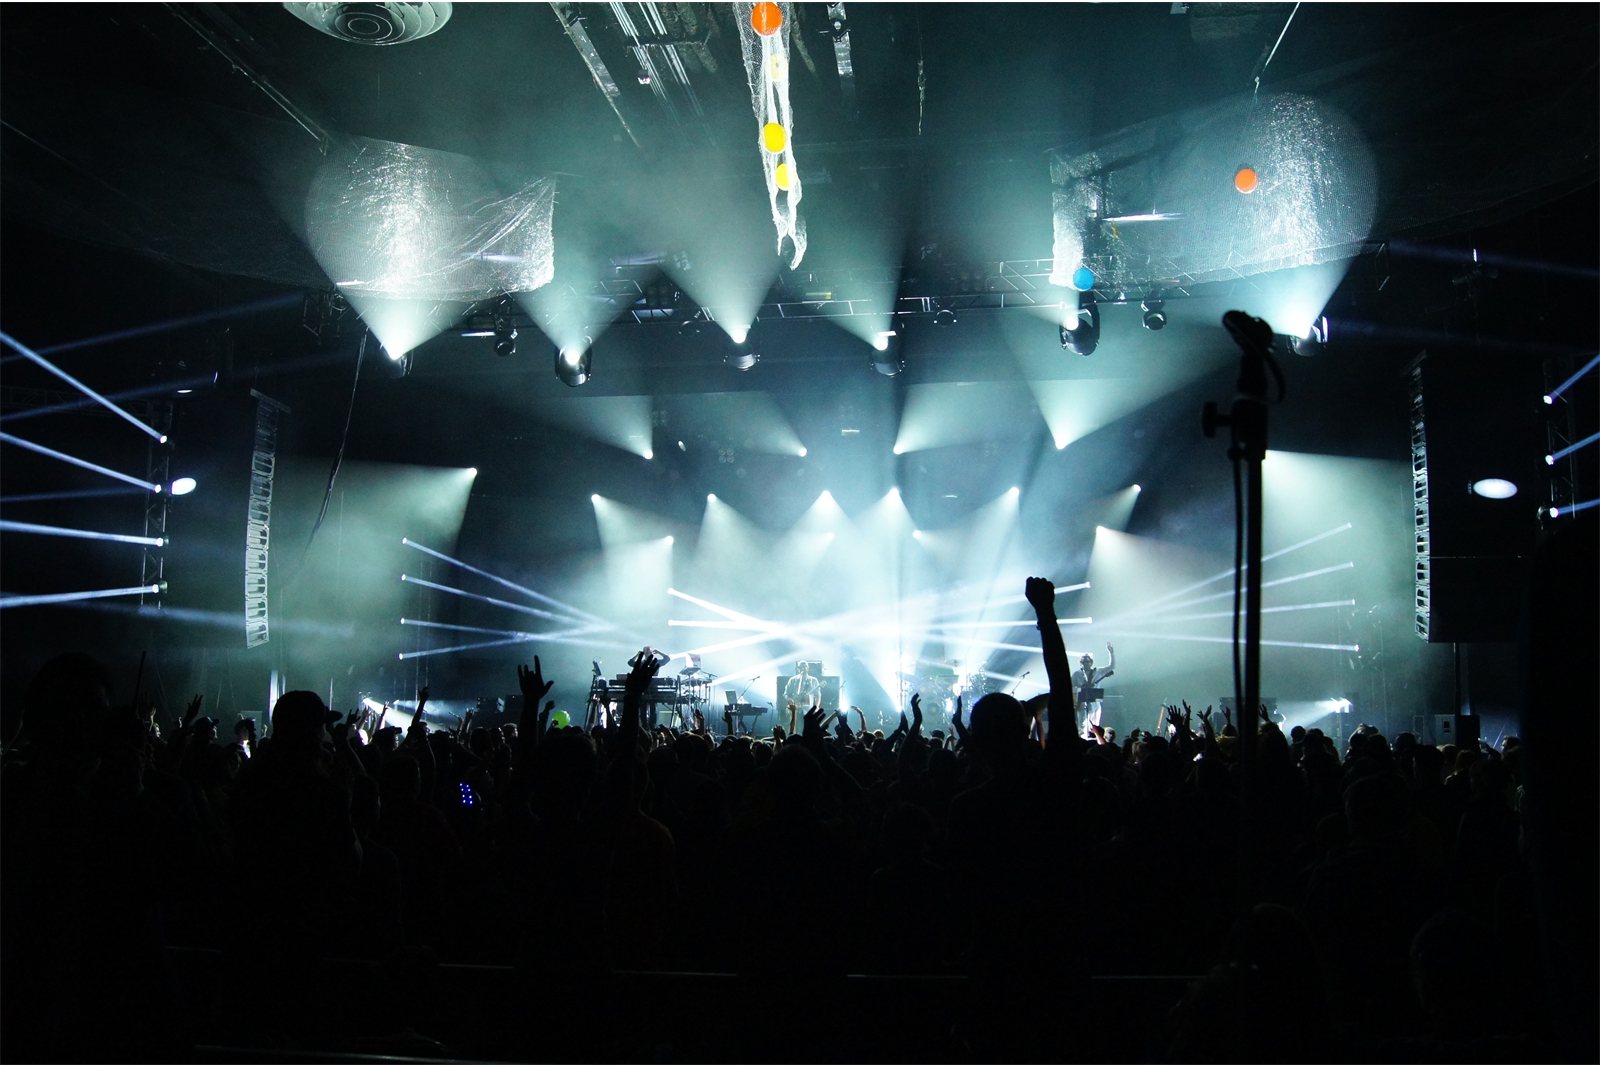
(1, 3, 1595, 726)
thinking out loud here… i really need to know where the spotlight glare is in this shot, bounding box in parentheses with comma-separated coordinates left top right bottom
(555, 339, 593, 387)
(892, 444, 904, 455)
(168, 477, 197, 496)
(729, 325, 749, 345)
(1544, 455, 1555, 466)
(1470, 478, 1518, 499)
(665, 535, 674, 545)
(1133, 484, 1142, 492)
(1009, 486, 1020, 496)
(798, 447, 807, 457)
(912, 529, 922, 538)
(644, 450, 654, 460)
(707, 493, 716, 502)
(1543, 395, 1554, 405)
(590, 493, 601, 503)
(467, 467, 478, 476)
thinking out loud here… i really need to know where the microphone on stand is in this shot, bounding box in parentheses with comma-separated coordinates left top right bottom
(737, 677, 761, 701)
(1009, 670, 1031, 694)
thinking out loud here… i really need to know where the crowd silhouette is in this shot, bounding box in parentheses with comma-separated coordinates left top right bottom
(0, 576, 1577, 1062)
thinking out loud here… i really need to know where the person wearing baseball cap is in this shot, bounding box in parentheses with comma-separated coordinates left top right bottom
(269, 690, 342, 743)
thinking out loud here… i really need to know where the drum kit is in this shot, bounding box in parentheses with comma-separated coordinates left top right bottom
(898, 661, 999, 728)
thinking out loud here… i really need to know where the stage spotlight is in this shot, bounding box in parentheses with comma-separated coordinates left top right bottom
(381, 349, 413, 377)
(1141, 294, 1166, 331)
(725, 330, 760, 371)
(1133, 484, 1142, 492)
(707, 493, 716, 502)
(933, 308, 957, 327)
(871, 329, 904, 377)
(555, 340, 592, 387)
(798, 447, 808, 457)
(728, 324, 750, 345)
(665, 535, 674, 545)
(590, 493, 602, 503)
(644, 450, 654, 460)
(1009, 486, 1020, 496)
(912, 529, 922, 538)
(168, 477, 197, 496)
(1060, 297, 1100, 356)
(1470, 478, 1518, 499)
(1291, 316, 1329, 356)
(467, 468, 477, 476)
(493, 294, 517, 357)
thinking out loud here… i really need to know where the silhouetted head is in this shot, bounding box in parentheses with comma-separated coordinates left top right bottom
(271, 691, 339, 746)
(766, 743, 821, 817)
(967, 692, 1029, 761)
(1078, 652, 1095, 671)
(880, 803, 936, 865)
(379, 754, 421, 805)
(22, 652, 114, 752)
(1343, 773, 1403, 841)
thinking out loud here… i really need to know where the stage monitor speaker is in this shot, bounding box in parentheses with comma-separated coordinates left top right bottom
(1432, 713, 1481, 748)
(1411, 352, 1544, 642)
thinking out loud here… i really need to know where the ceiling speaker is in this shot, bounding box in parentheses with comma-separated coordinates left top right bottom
(283, 3, 452, 45)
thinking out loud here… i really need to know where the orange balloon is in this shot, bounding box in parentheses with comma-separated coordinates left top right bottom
(1234, 167, 1259, 194)
(751, 1, 783, 36)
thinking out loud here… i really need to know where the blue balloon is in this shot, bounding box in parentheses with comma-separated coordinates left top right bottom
(1071, 266, 1096, 292)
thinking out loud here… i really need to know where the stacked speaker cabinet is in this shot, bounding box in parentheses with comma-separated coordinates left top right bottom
(1411, 351, 1545, 642)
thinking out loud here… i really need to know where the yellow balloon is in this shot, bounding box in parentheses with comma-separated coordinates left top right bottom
(762, 122, 787, 153)
(774, 162, 794, 190)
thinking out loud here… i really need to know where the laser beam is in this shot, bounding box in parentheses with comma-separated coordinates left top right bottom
(0, 432, 165, 492)
(399, 574, 581, 623)
(0, 583, 161, 609)
(0, 332, 166, 441)
(1546, 353, 1600, 402)
(1102, 632, 1359, 652)
(1139, 598, 1357, 624)
(0, 519, 164, 546)
(401, 538, 600, 624)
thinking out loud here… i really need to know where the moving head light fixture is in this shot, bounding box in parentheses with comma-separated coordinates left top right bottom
(493, 294, 517, 358)
(1060, 295, 1100, 356)
(725, 327, 760, 371)
(1141, 293, 1166, 331)
(555, 337, 592, 386)
(871, 328, 904, 377)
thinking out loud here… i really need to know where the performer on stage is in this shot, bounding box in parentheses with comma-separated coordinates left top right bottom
(782, 660, 822, 733)
(1071, 643, 1115, 739)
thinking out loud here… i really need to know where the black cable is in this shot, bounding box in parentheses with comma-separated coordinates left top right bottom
(300, 331, 366, 568)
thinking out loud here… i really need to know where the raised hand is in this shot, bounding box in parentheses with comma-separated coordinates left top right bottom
(624, 648, 663, 696)
(909, 693, 924, 736)
(183, 694, 203, 728)
(950, 695, 966, 740)
(773, 725, 787, 743)
(1025, 576, 1056, 613)
(517, 660, 553, 705)
(1259, 703, 1271, 724)
(416, 686, 430, 713)
(1165, 705, 1184, 732)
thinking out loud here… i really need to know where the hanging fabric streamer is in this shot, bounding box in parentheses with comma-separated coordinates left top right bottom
(736, 1, 806, 268)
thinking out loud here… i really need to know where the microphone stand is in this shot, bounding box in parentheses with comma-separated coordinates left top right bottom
(1203, 309, 1284, 912)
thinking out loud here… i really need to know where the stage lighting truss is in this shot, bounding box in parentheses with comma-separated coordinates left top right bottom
(556, 339, 593, 387)
(0, 332, 184, 613)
